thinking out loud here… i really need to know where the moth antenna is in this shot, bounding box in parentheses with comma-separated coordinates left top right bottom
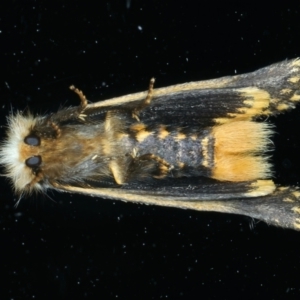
(49, 122, 61, 138)
(132, 77, 155, 120)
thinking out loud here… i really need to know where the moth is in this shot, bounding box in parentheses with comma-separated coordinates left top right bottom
(1, 59, 300, 230)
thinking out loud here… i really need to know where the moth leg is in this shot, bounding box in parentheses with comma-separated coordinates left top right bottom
(49, 122, 61, 138)
(27, 170, 44, 190)
(127, 153, 171, 181)
(69, 85, 88, 121)
(132, 78, 155, 121)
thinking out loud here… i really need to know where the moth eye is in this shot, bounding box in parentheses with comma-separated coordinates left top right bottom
(25, 156, 42, 168)
(24, 135, 40, 146)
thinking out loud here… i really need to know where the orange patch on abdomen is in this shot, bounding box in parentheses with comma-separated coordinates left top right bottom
(211, 121, 273, 181)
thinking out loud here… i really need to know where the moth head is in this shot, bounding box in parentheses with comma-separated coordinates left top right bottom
(0, 113, 45, 195)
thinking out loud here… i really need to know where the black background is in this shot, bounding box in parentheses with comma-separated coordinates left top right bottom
(1, 1, 300, 299)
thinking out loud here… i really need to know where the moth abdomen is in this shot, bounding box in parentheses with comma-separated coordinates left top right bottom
(128, 120, 272, 182)
(129, 124, 208, 178)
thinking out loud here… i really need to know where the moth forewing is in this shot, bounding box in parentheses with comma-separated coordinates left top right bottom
(1, 58, 300, 230)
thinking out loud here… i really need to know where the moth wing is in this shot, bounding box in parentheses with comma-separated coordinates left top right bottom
(85, 58, 300, 126)
(56, 179, 300, 231)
